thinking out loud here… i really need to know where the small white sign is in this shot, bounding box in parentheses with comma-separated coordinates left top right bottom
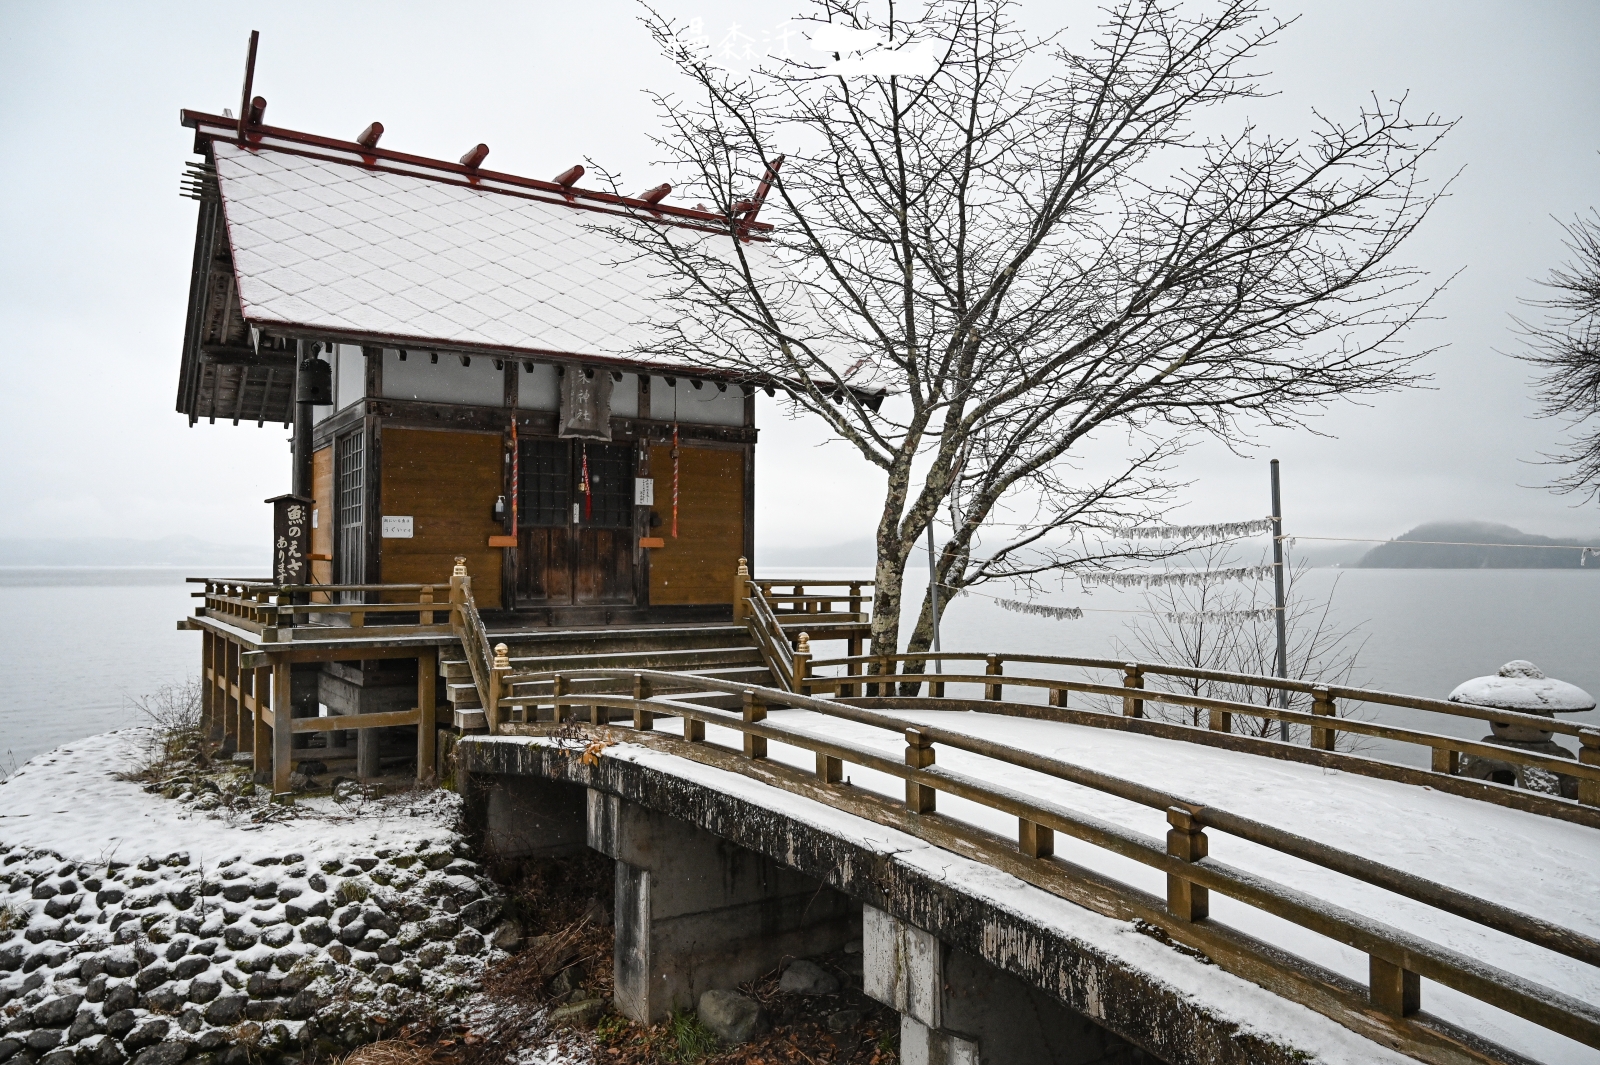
(634, 477, 655, 506)
(382, 515, 414, 538)
(312, 508, 318, 529)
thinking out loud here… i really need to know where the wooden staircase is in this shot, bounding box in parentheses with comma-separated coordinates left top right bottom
(441, 624, 777, 730)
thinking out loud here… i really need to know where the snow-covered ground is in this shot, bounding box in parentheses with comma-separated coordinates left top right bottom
(621, 708, 1600, 1065)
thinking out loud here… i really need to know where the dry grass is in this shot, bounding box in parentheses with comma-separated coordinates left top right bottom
(341, 1039, 442, 1065)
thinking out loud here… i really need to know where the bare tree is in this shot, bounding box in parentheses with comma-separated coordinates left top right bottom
(1516, 210, 1600, 501)
(1113, 545, 1366, 747)
(610, 0, 1451, 667)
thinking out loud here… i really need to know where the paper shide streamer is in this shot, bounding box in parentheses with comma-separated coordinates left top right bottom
(1111, 518, 1274, 541)
(1164, 608, 1279, 623)
(995, 597, 1084, 620)
(1085, 565, 1275, 589)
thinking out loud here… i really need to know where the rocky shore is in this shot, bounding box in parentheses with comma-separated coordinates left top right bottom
(0, 731, 513, 1065)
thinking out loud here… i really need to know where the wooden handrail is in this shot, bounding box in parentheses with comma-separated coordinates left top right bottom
(503, 669, 1600, 1052)
(806, 651, 1598, 741)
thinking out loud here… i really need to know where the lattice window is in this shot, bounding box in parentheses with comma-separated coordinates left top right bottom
(584, 443, 634, 529)
(335, 429, 365, 592)
(518, 439, 569, 527)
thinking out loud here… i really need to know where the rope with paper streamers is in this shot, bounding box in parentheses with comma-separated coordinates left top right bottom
(1111, 517, 1274, 540)
(940, 584, 1278, 623)
(1083, 564, 1275, 589)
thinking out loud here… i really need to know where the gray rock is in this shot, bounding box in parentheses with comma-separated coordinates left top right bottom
(218, 885, 252, 904)
(95, 890, 125, 908)
(415, 944, 448, 969)
(173, 957, 209, 981)
(355, 930, 387, 953)
(421, 915, 460, 941)
(165, 888, 194, 912)
(697, 989, 767, 1045)
(250, 881, 278, 901)
(548, 998, 605, 1030)
(296, 919, 333, 948)
(282, 897, 328, 925)
(203, 995, 246, 1026)
(39, 1050, 75, 1065)
(827, 1008, 866, 1031)
(245, 973, 280, 999)
(130, 1042, 191, 1065)
(335, 922, 365, 947)
(0, 1038, 20, 1064)
(186, 980, 220, 1006)
(284, 990, 326, 1021)
(458, 898, 501, 931)
(221, 928, 256, 951)
(103, 984, 137, 1014)
(31, 883, 58, 900)
(177, 1010, 202, 1035)
(122, 1019, 169, 1052)
(488, 920, 521, 952)
(24, 1030, 62, 1052)
(194, 1031, 226, 1053)
(141, 989, 181, 1014)
(83, 1035, 126, 1065)
(0, 946, 21, 972)
(375, 944, 402, 965)
(67, 1010, 103, 1044)
(779, 959, 840, 996)
(103, 952, 138, 979)
(104, 1011, 137, 1041)
(134, 965, 171, 993)
(451, 931, 483, 956)
(324, 944, 350, 965)
(242, 1000, 281, 1022)
(30, 996, 81, 1028)
(42, 897, 79, 921)
(259, 927, 293, 950)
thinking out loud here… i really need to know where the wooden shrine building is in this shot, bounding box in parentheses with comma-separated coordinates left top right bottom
(175, 106, 776, 625)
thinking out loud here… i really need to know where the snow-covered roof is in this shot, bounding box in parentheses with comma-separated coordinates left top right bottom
(197, 115, 762, 372)
(1448, 660, 1596, 714)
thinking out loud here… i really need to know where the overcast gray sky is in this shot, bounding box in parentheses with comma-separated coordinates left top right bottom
(2, 0, 1597, 553)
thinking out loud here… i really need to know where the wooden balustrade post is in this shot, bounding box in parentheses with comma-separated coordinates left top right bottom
(419, 585, 435, 626)
(1019, 819, 1054, 859)
(1431, 746, 1461, 776)
(449, 557, 468, 631)
(984, 655, 1003, 701)
(487, 643, 510, 734)
(1049, 687, 1067, 709)
(849, 582, 862, 620)
(1310, 687, 1337, 751)
(905, 727, 936, 813)
(792, 633, 812, 695)
(271, 659, 293, 800)
(742, 690, 767, 759)
(1579, 731, 1600, 807)
(732, 557, 749, 622)
(417, 648, 437, 784)
(1208, 709, 1232, 733)
(551, 674, 568, 725)
(201, 631, 216, 743)
(844, 634, 861, 698)
(1122, 664, 1145, 718)
(632, 673, 653, 731)
(816, 750, 843, 783)
(874, 653, 893, 698)
(1165, 806, 1208, 922)
(1370, 956, 1421, 1018)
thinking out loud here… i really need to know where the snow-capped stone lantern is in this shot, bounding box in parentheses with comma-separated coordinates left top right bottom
(1449, 660, 1595, 799)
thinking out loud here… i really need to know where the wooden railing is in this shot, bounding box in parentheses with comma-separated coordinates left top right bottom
(793, 652, 1600, 811)
(734, 560, 870, 693)
(189, 578, 450, 641)
(497, 668, 1600, 1056)
(447, 559, 497, 724)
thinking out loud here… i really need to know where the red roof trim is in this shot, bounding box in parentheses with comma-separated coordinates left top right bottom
(181, 109, 771, 239)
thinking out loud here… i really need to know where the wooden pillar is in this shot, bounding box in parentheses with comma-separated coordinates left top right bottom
(271, 660, 292, 797)
(1310, 687, 1336, 750)
(742, 690, 767, 759)
(1165, 806, 1208, 922)
(632, 673, 653, 731)
(1431, 747, 1461, 776)
(487, 643, 510, 734)
(1018, 819, 1054, 859)
(1370, 956, 1421, 1017)
(792, 633, 811, 695)
(984, 655, 1002, 701)
(200, 631, 215, 742)
(1578, 731, 1600, 807)
(905, 727, 936, 813)
(1049, 687, 1067, 709)
(1122, 664, 1145, 718)
(1208, 709, 1231, 734)
(226, 640, 242, 749)
(732, 557, 749, 622)
(815, 750, 843, 783)
(417, 648, 437, 785)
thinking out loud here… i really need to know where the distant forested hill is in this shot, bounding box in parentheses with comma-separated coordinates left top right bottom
(1357, 522, 1600, 568)
(0, 536, 264, 569)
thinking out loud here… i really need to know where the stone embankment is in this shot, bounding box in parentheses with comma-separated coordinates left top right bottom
(0, 732, 515, 1065)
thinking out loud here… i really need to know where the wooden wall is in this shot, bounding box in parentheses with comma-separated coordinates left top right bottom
(380, 427, 503, 607)
(311, 446, 333, 596)
(647, 444, 745, 605)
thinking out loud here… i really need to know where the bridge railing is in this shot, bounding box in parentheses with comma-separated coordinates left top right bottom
(189, 577, 452, 641)
(734, 561, 872, 693)
(499, 667, 1600, 1057)
(801, 651, 1600, 808)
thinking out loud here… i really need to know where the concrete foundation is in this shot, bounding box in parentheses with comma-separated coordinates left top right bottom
(587, 789, 858, 1023)
(468, 773, 589, 861)
(865, 906, 1142, 1065)
(318, 659, 430, 780)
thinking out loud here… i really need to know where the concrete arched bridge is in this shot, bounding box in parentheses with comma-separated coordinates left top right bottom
(185, 569, 1600, 1065)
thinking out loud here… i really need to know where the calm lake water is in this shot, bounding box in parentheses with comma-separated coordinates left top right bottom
(0, 566, 1595, 768)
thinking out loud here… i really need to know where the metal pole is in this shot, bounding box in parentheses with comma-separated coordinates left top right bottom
(927, 520, 942, 674)
(1270, 459, 1289, 740)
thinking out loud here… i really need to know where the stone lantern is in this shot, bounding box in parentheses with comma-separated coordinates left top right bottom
(1449, 660, 1595, 799)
